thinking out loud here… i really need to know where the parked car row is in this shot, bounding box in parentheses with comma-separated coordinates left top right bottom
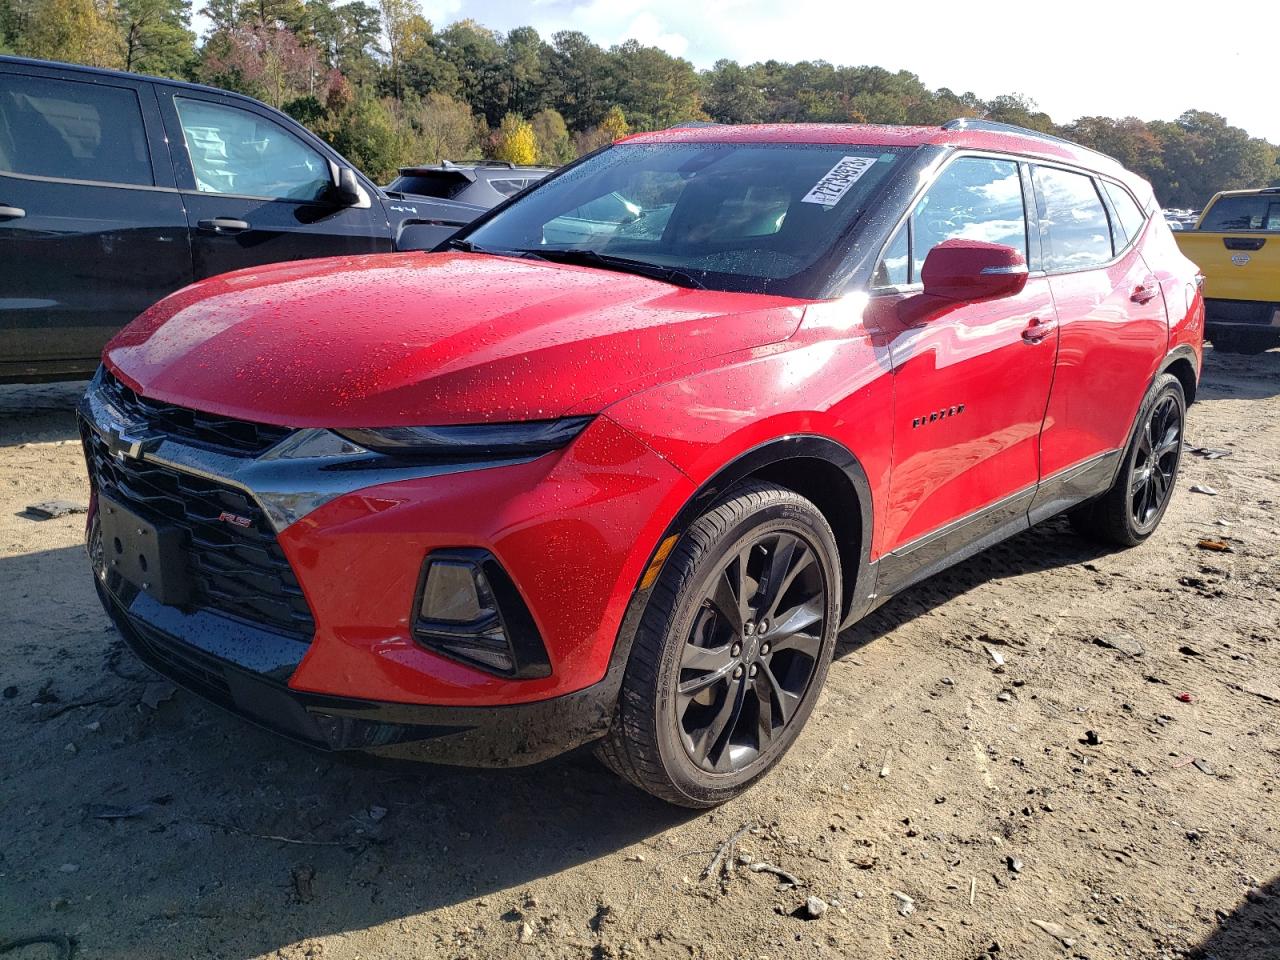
(0, 57, 535, 382)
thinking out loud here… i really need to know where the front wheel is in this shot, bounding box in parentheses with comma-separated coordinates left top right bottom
(1070, 372, 1186, 547)
(598, 482, 841, 808)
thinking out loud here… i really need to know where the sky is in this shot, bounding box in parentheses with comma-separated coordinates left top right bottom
(407, 0, 1279, 142)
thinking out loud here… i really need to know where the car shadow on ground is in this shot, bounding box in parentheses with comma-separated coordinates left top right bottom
(0, 380, 87, 447)
(1188, 875, 1280, 959)
(837, 513, 1110, 657)
(2, 514, 1121, 958)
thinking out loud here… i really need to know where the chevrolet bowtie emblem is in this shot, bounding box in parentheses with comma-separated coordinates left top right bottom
(104, 424, 160, 461)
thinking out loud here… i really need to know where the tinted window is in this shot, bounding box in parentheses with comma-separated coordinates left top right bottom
(465, 143, 903, 294)
(389, 173, 467, 199)
(1034, 167, 1113, 270)
(175, 98, 330, 201)
(0, 74, 152, 185)
(490, 178, 526, 197)
(1103, 182, 1148, 246)
(910, 157, 1027, 278)
(1199, 195, 1280, 232)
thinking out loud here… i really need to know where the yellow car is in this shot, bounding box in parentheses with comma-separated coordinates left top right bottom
(1175, 187, 1280, 353)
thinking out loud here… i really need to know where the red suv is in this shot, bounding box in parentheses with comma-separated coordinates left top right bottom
(81, 120, 1203, 807)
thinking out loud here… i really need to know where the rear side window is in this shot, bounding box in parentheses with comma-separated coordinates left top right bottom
(1199, 195, 1280, 232)
(0, 74, 153, 186)
(490, 178, 527, 197)
(1033, 167, 1112, 271)
(1102, 182, 1148, 246)
(175, 97, 330, 201)
(392, 172, 468, 199)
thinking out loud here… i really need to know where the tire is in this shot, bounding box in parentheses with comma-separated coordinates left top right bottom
(597, 481, 842, 808)
(1070, 372, 1186, 547)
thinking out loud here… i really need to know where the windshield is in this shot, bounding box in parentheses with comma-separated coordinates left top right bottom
(460, 142, 905, 295)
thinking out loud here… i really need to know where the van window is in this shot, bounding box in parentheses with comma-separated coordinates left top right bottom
(175, 97, 330, 201)
(1034, 167, 1113, 270)
(0, 74, 152, 185)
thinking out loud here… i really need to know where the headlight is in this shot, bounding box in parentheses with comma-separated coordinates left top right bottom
(335, 416, 593, 459)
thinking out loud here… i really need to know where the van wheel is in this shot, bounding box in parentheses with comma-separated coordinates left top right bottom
(1070, 373, 1186, 547)
(597, 482, 841, 808)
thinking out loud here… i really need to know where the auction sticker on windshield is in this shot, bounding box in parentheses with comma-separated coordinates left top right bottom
(802, 156, 879, 207)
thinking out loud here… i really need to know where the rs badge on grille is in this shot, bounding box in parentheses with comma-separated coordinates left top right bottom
(218, 511, 253, 528)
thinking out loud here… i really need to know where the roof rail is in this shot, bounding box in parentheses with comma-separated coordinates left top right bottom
(665, 120, 722, 129)
(941, 118, 1118, 163)
(440, 159, 516, 169)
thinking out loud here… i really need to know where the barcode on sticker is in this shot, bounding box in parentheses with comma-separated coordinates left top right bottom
(802, 156, 877, 207)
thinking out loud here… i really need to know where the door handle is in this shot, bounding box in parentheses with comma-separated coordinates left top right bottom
(197, 217, 250, 234)
(1021, 316, 1056, 343)
(0, 205, 25, 220)
(1131, 278, 1159, 304)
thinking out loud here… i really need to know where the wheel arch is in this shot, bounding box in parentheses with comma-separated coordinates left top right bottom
(603, 435, 876, 692)
(1160, 344, 1199, 405)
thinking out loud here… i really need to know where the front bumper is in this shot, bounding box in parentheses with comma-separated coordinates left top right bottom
(79, 368, 694, 763)
(98, 576, 620, 766)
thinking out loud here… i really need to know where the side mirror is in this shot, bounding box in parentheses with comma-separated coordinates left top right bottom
(920, 238, 1028, 302)
(332, 166, 362, 207)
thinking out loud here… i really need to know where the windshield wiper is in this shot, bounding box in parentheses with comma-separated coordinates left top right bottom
(515, 248, 705, 289)
(446, 238, 545, 261)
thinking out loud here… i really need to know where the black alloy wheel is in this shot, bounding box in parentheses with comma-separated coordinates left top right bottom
(597, 481, 841, 808)
(676, 531, 826, 773)
(1130, 393, 1182, 531)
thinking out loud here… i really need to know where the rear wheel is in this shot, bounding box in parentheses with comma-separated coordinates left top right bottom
(598, 482, 841, 808)
(1070, 372, 1186, 546)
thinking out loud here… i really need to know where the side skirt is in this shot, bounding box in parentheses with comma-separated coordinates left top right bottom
(852, 449, 1122, 624)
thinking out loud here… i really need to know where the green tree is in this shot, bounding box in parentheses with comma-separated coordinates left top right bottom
(411, 90, 479, 162)
(6, 0, 122, 66)
(548, 29, 612, 129)
(530, 106, 572, 164)
(492, 111, 536, 164)
(115, 0, 194, 75)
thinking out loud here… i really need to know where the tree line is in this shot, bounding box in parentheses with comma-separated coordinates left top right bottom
(2, 0, 1277, 207)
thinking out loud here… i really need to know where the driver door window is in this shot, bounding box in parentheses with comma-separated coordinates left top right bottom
(174, 97, 330, 202)
(874, 156, 1028, 287)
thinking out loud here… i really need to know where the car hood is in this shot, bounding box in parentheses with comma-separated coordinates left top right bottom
(105, 252, 807, 428)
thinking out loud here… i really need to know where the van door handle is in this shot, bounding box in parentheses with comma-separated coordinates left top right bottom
(1021, 316, 1056, 343)
(1131, 279, 1159, 304)
(0, 205, 25, 220)
(197, 217, 250, 234)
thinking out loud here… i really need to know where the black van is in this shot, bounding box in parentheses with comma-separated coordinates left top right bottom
(0, 56, 484, 382)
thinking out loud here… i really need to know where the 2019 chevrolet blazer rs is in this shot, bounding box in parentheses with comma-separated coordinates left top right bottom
(80, 119, 1204, 807)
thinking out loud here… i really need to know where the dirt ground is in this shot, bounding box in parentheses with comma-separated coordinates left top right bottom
(0, 347, 1277, 960)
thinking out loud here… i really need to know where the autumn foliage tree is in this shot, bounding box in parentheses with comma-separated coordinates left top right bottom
(1, 0, 1276, 205)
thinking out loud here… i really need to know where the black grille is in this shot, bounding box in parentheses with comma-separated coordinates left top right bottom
(83, 426, 316, 641)
(101, 369, 294, 456)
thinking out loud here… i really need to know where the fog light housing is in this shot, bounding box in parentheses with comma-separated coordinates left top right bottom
(413, 549, 551, 678)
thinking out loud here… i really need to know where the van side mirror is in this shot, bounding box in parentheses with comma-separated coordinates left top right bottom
(332, 166, 362, 207)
